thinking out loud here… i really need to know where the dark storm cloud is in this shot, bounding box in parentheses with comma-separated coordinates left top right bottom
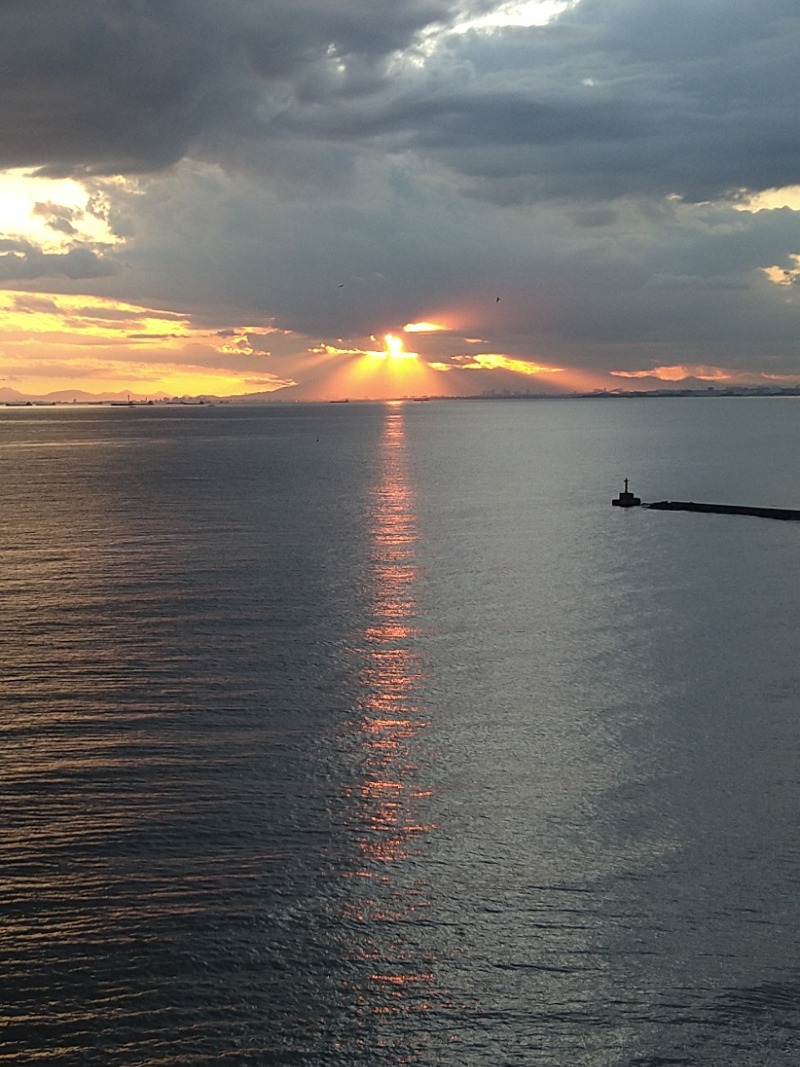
(274, 0, 800, 203)
(0, 0, 459, 176)
(227, 0, 800, 204)
(2, 0, 798, 203)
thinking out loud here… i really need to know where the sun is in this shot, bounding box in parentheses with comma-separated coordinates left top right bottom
(361, 332, 422, 366)
(383, 333, 418, 361)
(319, 330, 449, 399)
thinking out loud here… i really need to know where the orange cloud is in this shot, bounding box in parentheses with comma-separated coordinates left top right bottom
(762, 255, 800, 286)
(454, 352, 564, 375)
(0, 290, 296, 396)
(402, 321, 445, 333)
(611, 364, 731, 382)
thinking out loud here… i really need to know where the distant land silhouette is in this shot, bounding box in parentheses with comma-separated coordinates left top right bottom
(2, 384, 800, 406)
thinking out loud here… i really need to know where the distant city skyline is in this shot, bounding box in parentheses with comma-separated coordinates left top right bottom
(1, 1, 799, 400)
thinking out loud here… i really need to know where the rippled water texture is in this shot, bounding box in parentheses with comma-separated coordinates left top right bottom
(1, 399, 799, 1065)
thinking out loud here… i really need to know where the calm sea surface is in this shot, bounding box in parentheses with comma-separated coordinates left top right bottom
(1, 398, 798, 1066)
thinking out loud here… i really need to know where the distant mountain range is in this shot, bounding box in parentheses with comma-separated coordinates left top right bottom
(0, 386, 296, 404)
(0, 387, 172, 404)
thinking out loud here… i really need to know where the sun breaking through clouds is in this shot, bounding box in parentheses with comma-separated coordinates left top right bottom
(1, 0, 799, 400)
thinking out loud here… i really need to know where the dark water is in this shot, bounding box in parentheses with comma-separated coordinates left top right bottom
(1, 398, 798, 1065)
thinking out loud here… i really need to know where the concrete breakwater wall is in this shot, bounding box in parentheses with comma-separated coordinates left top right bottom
(646, 500, 800, 521)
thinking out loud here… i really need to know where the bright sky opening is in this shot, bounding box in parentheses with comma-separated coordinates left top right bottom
(0, 169, 118, 250)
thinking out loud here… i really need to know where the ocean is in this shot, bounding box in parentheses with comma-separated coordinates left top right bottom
(1, 397, 798, 1065)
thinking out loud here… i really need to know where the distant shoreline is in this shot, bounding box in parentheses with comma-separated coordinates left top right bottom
(460, 386, 800, 400)
(2, 385, 800, 407)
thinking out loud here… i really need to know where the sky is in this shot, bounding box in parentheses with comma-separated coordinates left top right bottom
(1, 0, 799, 401)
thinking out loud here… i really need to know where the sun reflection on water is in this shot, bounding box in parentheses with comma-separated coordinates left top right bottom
(340, 403, 444, 1037)
(352, 403, 434, 867)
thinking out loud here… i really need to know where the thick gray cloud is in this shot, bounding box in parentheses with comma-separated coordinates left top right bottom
(267, 0, 800, 203)
(2, 0, 798, 202)
(0, 239, 116, 280)
(0, 0, 462, 175)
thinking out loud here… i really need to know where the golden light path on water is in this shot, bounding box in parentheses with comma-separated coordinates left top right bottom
(343, 402, 440, 1026)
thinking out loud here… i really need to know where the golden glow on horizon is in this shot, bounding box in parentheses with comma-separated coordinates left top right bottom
(0, 291, 292, 397)
(452, 355, 618, 395)
(309, 332, 586, 399)
(0, 287, 697, 400)
(314, 332, 451, 399)
(146, 368, 293, 397)
(458, 352, 565, 376)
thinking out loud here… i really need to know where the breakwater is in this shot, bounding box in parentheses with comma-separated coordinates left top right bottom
(646, 500, 800, 521)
